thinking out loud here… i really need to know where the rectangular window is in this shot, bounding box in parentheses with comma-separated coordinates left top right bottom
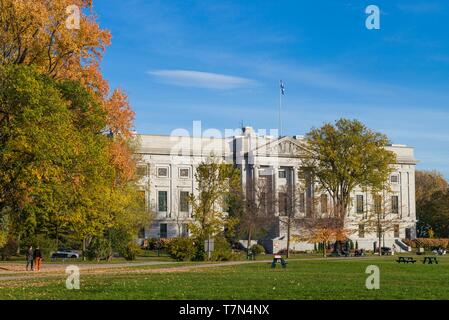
(321, 194, 328, 214)
(391, 195, 399, 214)
(358, 224, 365, 238)
(394, 224, 400, 238)
(180, 191, 189, 213)
(159, 223, 168, 238)
(390, 175, 399, 183)
(157, 167, 169, 178)
(374, 194, 382, 214)
(158, 191, 168, 212)
(179, 168, 190, 178)
(278, 170, 286, 179)
(356, 195, 364, 213)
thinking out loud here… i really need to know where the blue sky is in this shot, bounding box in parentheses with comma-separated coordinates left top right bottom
(93, 0, 449, 178)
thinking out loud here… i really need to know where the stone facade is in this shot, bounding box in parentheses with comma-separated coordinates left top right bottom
(136, 127, 417, 253)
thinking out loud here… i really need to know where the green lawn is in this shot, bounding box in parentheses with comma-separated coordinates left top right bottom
(1, 255, 449, 300)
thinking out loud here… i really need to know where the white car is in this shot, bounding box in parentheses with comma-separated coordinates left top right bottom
(51, 248, 80, 259)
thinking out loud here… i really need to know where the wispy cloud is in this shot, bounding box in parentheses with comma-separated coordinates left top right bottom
(148, 70, 255, 89)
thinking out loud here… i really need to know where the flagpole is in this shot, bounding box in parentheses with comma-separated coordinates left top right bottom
(279, 80, 283, 137)
(279, 88, 282, 137)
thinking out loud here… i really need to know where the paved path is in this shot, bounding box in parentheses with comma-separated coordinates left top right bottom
(0, 256, 389, 282)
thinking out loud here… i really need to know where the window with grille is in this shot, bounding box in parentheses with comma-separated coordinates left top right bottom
(180, 191, 189, 212)
(356, 195, 364, 213)
(158, 191, 168, 212)
(391, 195, 399, 214)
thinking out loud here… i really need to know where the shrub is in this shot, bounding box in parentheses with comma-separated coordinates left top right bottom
(146, 237, 173, 250)
(211, 237, 234, 261)
(0, 237, 18, 261)
(120, 242, 141, 261)
(417, 238, 449, 249)
(192, 239, 206, 261)
(250, 244, 265, 255)
(166, 237, 195, 261)
(85, 237, 111, 261)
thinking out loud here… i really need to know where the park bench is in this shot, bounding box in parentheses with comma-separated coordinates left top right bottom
(422, 256, 438, 264)
(396, 256, 416, 264)
(271, 255, 287, 268)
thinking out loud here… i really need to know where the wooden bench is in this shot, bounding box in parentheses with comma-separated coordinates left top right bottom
(423, 256, 438, 264)
(396, 256, 416, 264)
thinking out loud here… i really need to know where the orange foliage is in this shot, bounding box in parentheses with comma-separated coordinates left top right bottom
(0, 0, 136, 181)
(109, 140, 136, 183)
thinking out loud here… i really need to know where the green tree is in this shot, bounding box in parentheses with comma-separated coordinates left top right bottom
(0, 65, 79, 248)
(303, 119, 396, 226)
(0, 65, 148, 257)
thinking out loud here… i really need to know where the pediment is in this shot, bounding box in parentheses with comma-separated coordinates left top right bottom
(254, 137, 308, 157)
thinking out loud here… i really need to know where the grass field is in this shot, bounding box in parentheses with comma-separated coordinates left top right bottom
(1, 254, 449, 300)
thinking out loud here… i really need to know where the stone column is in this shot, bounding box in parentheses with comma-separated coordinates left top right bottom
(253, 164, 260, 201)
(273, 165, 279, 216)
(293, 166, 298, 217)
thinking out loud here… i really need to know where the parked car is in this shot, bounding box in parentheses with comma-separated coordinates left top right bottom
(51, 248, 80, 259)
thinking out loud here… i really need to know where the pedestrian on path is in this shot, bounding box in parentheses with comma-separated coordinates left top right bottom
(26, 246, 34, 271)
(34, 246, 43, 271)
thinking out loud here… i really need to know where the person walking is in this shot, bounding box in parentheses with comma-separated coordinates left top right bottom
(34, 246, 43, 271)
(26, 246, 34, 271)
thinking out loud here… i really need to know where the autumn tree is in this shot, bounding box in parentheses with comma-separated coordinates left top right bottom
(415, 170, 448, 237)
(362, 189, 404, 254)
(0, 0, 144, 256)
(419, 191, 449, 238)
(303, 119, 396, 229)
(189, 156, 241, 258)
(0, 0, 135, 179)
(0, 64, 148, 258)
(236, 178, 276, 253)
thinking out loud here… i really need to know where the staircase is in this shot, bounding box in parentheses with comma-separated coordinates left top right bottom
(395, 238, 412, 252)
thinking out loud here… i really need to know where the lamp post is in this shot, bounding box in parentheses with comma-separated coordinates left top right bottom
(157, 232, 160, 257)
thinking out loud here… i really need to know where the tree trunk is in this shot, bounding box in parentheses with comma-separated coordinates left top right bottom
(16, 234, 21, 255)
(82, 237, 86, 261)
(247, 231, 252, 255)
(55, 224, 59, 249)
(323, 242, 326, 257)
(286, 218, 291, 258)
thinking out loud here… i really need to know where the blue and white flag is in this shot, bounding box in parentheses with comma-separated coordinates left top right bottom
(280, 80, 285, 95)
